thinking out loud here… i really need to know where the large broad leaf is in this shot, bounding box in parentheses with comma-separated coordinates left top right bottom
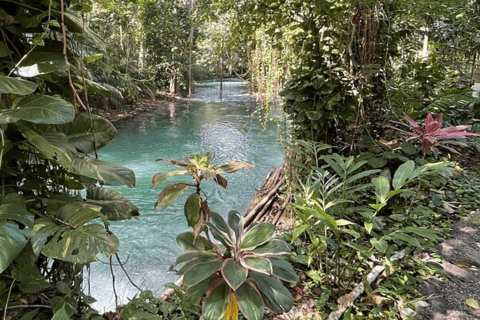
(86, 187, 139, 221)
(16, 51, 69, 77)
(392, 160, 415, 190)
(240, 223, 276, 251)
(250, 239, 290, 256)
(185, 277, 216, 305)
(0, 75, 37, 95)
(69, 156, 136, 187)
(18, 122, 73, 168)
(183, 259, 223, 287)
(0, 222, 30, 273)
(63, 12, 106, 52)
(155, 183, 192, 210)
(221, 259, 247, 290)
(176, 232, 215, 252)
(151, 170, 189, 187)
(203, 282, 229, 320)
(249, 273, 293, 313)
(0, 194, 34, 273)
(56, 113, 117, 154)
(216, 160, 255, 174)
(184, 192, 201, 228)
(0, 95, 75, 124)
(270, 258, 299, 283)
(12, 245, 51, 293)
(236, 282, 264, 320)
(240, 256, 272, 275)
(0, 41, 13, 57)
(372, 176, 390, 203)
(31, 202, 118, 263)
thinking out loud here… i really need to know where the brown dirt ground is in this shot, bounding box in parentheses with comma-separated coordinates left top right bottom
(418, 220, 480, 320)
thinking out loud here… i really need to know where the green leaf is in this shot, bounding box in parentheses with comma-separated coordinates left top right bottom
(69, 157, 136, 187)
(466, 298, 479, 310)
(0, 194, 34, 273)
(0, 95, 75, 124)
(236, 282, 264, 320)
(240, 256, 272, 275)
(183, 259, 223, 287)
(401, 141, 418, 155)
(52, 305, 71, 320)
(56, 113, 117, 154)
(372, 176, 390, 202)
(209, 211, 236, 244)
(367, 157, 388, 168)
(222, 259, 247, 290)
(176, 232, 214, 252)
(400, 227, 442, 242)
(18, 122, 73, 168)
(86, 53, 103, 63)
(151, 170, 188, 187)
(370, 238, 388, 254)
(86, 187, 139, 221)
(216, 160, 255, 174)
(184, 277, 216, 305)
(0, 75, 37, 95)
(388, 232, 421, 248)
(364, 222, 373, 234)
(184, 192, 201, 228)
(270, 258, 298, 282)
(32, 203, 119, 264)
(251, 239, 290, 256)
(0, 41, 12, 57)
(203, 282, 229, 320)
(309, 207, 338, 231)
(12, 245, 50, 293)
(240, 223, 276, 250)
(249, 272, 293, 313)
(392, 161, 415, 190)
(17, 51, 69, 77)
(228, 210, 244, 238)
(155, 183, 192, 210)
(344, 169, 380, 186)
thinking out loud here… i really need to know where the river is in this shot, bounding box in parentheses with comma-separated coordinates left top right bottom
(89, 79, 284, 312)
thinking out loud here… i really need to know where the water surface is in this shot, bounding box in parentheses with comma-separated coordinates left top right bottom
(90, 80, 283, 311)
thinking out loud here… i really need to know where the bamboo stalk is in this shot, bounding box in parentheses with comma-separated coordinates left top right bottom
(244, 177, 285, 225)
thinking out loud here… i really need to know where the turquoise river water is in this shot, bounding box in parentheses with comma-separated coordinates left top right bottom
(90, 80, 284, 311)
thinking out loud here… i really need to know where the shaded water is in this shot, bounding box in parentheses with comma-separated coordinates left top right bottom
(90, 80, 284, 311)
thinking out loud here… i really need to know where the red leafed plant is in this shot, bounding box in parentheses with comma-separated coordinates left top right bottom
(394, 113, 479, 156)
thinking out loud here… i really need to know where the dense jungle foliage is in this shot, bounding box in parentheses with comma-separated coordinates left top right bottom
(2, 0, 480, 319)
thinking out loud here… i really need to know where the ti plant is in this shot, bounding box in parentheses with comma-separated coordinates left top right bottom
(152, 152, 254, 236)
(172, 210, 298, 320)
(392, 113, 479, 156)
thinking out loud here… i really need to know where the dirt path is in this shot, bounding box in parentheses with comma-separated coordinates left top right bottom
(418, 221, 480, 320)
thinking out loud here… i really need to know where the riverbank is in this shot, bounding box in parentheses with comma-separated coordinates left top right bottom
(95, 93, 181, 122)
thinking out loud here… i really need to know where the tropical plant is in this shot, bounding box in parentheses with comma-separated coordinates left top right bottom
(392, 113, 479, 156)
(152, 152, 253, 236)
(0, 1, 138, 318)
(172, 210, 298, 320)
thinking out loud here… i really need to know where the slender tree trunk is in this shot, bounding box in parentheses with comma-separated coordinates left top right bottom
(219, 56, 223, 100)
(188, 0, 194, 97)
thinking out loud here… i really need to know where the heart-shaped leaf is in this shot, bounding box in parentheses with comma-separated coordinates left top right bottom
(221, 259, 247, 290)
(69, 156, 136, 187)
